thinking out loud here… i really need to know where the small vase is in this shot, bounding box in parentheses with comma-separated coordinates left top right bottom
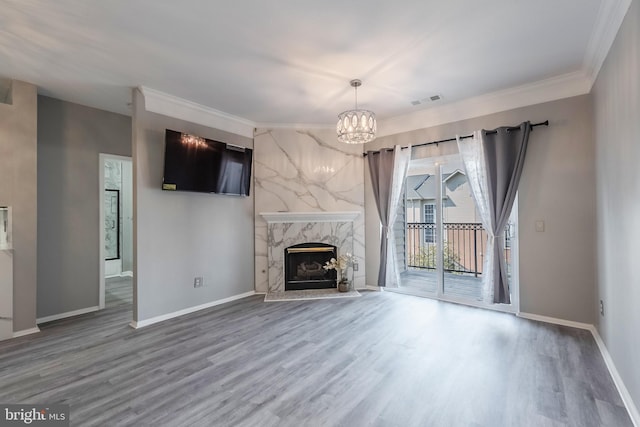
(338, 280, 350, 293)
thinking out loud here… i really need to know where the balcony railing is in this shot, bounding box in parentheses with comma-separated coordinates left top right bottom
(406, 222, 513, 276)
(407, 222, 505, 276)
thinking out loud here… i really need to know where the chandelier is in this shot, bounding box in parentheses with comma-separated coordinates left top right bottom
(337, 79, 376, 144)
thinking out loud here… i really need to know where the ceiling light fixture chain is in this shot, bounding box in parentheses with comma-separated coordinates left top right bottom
(337, 79, 376, 144)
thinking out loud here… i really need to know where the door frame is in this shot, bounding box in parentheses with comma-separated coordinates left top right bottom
(98, 154, 132, 309)
(396, 154, 520, 314)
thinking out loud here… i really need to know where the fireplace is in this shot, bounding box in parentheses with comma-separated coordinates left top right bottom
(284, 242, 337, 291)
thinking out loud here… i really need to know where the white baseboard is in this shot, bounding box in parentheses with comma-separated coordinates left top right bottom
(518, 312, 639, 426)
(590, 327, 640, 427)
(364, 285, 383, 292)
(12, 327, 40, 338)
(37, 306, 100, 324)
(130, 291, 256, 329)
(516, 312, 593, 330)
(121, 271, 133, 277)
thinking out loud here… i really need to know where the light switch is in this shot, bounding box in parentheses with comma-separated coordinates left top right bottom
(535, 220, 545, 232)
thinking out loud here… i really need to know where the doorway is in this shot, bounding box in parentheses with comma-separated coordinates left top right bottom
(396, 154, 519, 312)
(99, 154, 133, 310)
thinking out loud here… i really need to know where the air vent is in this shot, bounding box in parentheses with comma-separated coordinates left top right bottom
(411, 94, 443, 107)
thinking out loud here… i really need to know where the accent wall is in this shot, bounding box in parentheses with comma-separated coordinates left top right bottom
(253, 128, 365, 292)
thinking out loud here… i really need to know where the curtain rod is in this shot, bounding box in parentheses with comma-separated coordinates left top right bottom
(363, 120, 549, 157)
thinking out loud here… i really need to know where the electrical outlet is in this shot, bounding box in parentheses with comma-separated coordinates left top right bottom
(194, 276, 204, 288)
(600, 299, 604, 316)
(353, 263, 359, 272)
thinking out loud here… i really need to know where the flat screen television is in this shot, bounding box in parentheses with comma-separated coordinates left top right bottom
(162, 129, 252, 196)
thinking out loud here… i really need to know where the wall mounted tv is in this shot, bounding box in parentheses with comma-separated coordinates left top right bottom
(162, 129, 252, 196)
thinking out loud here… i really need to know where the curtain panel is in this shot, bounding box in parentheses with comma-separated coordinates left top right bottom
(457, 122, 530, 304)
(367, 145, 411, 287)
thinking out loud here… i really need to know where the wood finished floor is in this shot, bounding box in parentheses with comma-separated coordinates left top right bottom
(0, 280, 632, 427)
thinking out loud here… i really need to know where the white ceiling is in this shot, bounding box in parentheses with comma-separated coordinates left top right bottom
(0, 0, 629, 127)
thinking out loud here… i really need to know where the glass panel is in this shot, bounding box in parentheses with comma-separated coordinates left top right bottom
(400, 161, 439, 295)
(0, 207, 8, 249)
(105, 189, 120, 260)
(396, 154, 518, 309)
(441, 158, 484, 301)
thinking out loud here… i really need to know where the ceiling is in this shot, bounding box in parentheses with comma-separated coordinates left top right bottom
(0, 1, 628, 127)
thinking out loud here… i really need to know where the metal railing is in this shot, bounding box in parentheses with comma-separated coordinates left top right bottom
(406, 222, 489, 276)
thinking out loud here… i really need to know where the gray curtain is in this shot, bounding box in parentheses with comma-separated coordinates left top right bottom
(483, 122, 531, 303)
(367, 149, 395, 286)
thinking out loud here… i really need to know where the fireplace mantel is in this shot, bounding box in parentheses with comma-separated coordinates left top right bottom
(259, 211, 359, 223)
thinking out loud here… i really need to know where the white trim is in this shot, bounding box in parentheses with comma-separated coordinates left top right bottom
(377, 71, 591, 137)
(364, 285, 383, 292)
(36, 306, 100, 324)
(12, 327, 40, 338)
(255, 122, 335, 131)
(129, 291, 255, 329)
(259, 211, 360, 223)
(590, 327, 640, 427)
(510, 196, 521, 314)
(583, 0, 632, 87)
(139, 86, 255, 139)
(121, 271, 133, 277)
(516, 312, 592, 330)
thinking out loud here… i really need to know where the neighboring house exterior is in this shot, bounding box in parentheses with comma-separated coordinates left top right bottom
(405, 170, 479, 232)
(402, 170, 510, 275)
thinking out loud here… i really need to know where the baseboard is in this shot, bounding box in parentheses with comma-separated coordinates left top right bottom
(12, 327, 40, 338)
(518, 312, 639, 426)
(364, 285, 383, 292)
(130, 291, 256, 329)
(516, 312, 592, 330)
(37, 306, 100, 324)
(590, 326, 640, 427)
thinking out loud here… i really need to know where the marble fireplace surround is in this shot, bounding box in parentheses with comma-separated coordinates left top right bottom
(260, 211, 359, 293)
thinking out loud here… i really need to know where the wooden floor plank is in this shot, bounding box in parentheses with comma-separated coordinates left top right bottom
(0, 279, 632, 426)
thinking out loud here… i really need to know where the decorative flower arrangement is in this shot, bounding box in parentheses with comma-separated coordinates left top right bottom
(323, 253, 355, 283)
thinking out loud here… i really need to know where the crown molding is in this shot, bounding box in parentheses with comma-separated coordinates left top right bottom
(583, 0, 632, 88)
(254, 122, 335, 131)
(376, 70, 592, 137)
(139, 86, 255, 138)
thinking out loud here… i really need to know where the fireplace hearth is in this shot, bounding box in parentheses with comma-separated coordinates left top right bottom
(284, 242, 337, 291)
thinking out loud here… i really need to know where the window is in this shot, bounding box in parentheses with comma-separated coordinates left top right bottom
(424, 203, 435, 243)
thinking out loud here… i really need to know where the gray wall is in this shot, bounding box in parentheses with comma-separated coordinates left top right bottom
(132, 89, 254, 322)
(0, 80, 37, 332)
(37, 96, 131, 318)
(365, 94, 596, 323)
(593, 0, 640, 413)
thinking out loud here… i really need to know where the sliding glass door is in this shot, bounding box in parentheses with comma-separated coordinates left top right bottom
(398, 154, 518, 311)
